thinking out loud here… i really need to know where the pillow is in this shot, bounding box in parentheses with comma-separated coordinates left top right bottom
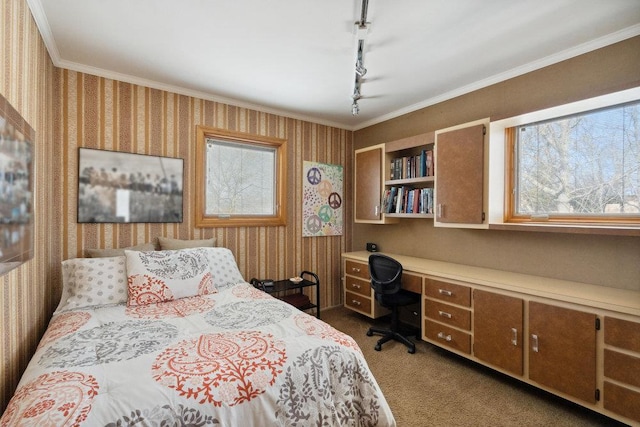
(125, 248, 216, 306)
(157, 237, 216, 250)
(56, 256, 128, 313)
(201, 247, 245, 290)
(85, 242, 156, 258)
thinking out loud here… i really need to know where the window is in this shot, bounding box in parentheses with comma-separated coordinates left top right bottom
(506, 98, 640, 225)
(195, 126, 287, 227)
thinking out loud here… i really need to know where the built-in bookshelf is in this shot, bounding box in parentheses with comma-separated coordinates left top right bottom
(382, 132, 435, 219)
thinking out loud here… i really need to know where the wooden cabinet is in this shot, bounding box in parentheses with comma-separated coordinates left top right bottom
(342, 250, 640, 426)
(473, 290, 523, 375)
(529, 302, 597, 404)
(423, 278, 472, 355)
(343, 259, 389, 318)
(355, 144, 397, 224)
(603, 317, 640, 423)
(434, 119, 488, 228)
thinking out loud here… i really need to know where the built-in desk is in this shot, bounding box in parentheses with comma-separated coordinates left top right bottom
(342, 251, 640, 426)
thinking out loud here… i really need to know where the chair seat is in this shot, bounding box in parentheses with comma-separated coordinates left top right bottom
(377, 289, 421, 307)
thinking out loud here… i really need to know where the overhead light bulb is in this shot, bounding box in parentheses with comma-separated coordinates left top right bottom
(355, 62, 367, 77)
(352, 101, 360, 116)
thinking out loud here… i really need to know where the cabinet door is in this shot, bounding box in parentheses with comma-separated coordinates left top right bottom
(529, 302, 596, 403)
(355, 145, 383, 222)
(435, 121, 485, 226)
(473, 290, 523, 375)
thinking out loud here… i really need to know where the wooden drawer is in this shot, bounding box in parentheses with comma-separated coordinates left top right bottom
(424, 319, 471, 354)
(345, 291, 372, 315)
(402, 272, 422, 294)
(424, 299, 471, 330)
(345, 276, 371, 297)
(424, 278, 471, 307)
(604, 381, 640, 423)
(605, 349, 640, 388)
(605, 317, 640, 353)
(345, 260, 369, 280)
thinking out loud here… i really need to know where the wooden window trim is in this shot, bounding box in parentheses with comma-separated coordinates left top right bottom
(195, 125, 287, 228)
(504, 127, 640, 228)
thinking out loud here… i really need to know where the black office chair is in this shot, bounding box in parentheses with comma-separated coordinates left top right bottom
(366, 254, 421, 354)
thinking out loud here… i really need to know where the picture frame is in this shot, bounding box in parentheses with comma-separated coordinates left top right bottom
(0, 93, 34, 276)
(77, 148, 184, 223)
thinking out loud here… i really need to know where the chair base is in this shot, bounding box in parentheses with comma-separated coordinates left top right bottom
(367, 326, 416, 354)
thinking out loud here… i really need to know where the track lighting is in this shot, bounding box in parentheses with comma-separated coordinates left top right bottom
(351, 0, 370, 115)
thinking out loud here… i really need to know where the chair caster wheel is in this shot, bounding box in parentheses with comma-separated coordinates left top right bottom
(374, 344, 381, 351)
(366, 330, 373, 337)
(408, 347, 415, 354)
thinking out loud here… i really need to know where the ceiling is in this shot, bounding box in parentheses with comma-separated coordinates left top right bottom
(27, 0, 640, 131)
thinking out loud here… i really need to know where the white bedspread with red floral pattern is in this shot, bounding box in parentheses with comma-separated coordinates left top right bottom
(2, 283, 396, 426)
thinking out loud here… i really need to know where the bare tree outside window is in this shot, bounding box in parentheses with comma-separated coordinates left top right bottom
(205, 140, 275, 216)
(195, 126, 287, 228)
(515, 100, 640, 219)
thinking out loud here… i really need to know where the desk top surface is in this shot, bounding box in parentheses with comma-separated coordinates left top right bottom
(342, 251, 640, 317)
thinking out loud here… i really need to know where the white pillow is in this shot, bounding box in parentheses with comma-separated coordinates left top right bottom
(202, 247, 246, 289)
(56, 256, 128, 313)
(125, 248, 216, 306)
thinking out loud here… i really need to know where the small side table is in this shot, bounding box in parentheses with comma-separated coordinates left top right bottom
(261, 271, 320, 318)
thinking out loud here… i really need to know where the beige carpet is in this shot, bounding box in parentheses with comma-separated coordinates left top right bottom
(321, 306, 627, 427)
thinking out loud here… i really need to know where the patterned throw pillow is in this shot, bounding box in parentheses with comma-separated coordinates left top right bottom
(56, 256, 129, 313)
(201, 247, 246, 290)
(125, 248, 217, 306)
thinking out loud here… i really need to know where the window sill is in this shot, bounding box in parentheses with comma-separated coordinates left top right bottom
(488, 222, 640, 237)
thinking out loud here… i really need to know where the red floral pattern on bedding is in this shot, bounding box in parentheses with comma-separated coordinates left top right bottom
(1, 371, 99, 426)
(38, 312, 91, 349)
(127, 274, 174, 306)
(125, 296, 216, 319)
(295, 314, 361, 352)
(198, 272, 216, 295)
(152, 331, 287, 406)
(232, 284, 272, 299)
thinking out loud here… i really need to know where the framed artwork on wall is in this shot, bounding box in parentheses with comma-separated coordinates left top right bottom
(77, 148, 184, 223)
(0, 93, 34, 276)
(302, 161, 343, 236)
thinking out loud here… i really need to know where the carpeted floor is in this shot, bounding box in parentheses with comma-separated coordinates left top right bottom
(321, 306, 628, 427)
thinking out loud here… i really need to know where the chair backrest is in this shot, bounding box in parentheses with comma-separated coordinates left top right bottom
(368, 254, 403, 296)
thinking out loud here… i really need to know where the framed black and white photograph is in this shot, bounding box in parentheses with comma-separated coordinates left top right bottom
(78, 148, 183, 223)
(0, 94, 34, 276)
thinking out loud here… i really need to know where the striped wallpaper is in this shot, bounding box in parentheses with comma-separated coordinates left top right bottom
(55, 70, 353, 303)
(1, 0, 353, 411)
(1, 0, 55, 411)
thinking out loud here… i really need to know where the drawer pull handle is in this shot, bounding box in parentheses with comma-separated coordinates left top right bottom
(352, 267, 361, 273)
(352, 300, 361, 306)
(437, 332, 452, 342)
(511, 328, 518, 346)
(438, 289, 453, 296)
(531, 334, 539, 353)
(351, 283, 361, 289)
(438, 310, 452, 319)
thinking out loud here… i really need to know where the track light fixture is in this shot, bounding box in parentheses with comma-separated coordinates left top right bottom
(351, 0, 370, 116)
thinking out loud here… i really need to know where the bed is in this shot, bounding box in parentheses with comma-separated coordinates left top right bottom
(1, 247, 395, 426)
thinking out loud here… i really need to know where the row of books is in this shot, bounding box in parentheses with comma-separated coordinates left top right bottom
(389, 149, 434, 180)
(382, 186, 434, 214)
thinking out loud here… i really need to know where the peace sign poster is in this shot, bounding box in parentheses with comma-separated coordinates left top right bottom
(302, 161, 343, 237)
